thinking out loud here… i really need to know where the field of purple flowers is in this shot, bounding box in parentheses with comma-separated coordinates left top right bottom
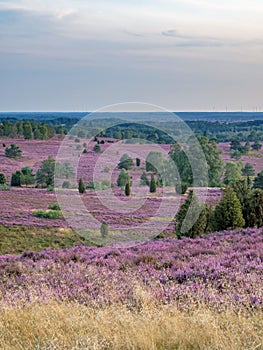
(0, 228, 262, 311)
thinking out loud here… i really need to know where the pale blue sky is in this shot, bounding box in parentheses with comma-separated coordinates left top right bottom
(0, 0, 263, 111)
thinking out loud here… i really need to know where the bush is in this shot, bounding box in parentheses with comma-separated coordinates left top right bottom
(75, 138, 81, 143)
(78, 178, 86, 194)
(93, 145, 101, 153)
(62, 181, 72, 189)
(11, 171, 23, 187)
(103, 166, 110, 173)
(175, 183, 188, 195)
(0, 184, 10, 191)
(32, 210, 61, 219)
(48, 203, 61, 211)
(125, 182, 131, 196)
(5, 144, 22, 158)
(0, 173, 6, 185)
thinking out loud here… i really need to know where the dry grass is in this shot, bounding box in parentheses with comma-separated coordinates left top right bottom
(0, 302, 262, 350)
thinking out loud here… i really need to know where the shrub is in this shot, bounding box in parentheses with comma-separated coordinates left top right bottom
(0, 173, 6, 185)
(75, 138, 81, 143)
(103, 166, 110, 173)
(5, 144, 22, 158)
(11, 171, 23, 187)
(62, 181, 72, 189)
(125, 182, 131, 196)
(48, 203, 61, 211)
(32, 210, 61, 219)
(93, 145, 101, 153)
(78, 178, 86, 194)
(175, 183, 188, 195)
(0, 184, 10, 191)
(82, 149, 88, 154)
(136, 158, 141, 167)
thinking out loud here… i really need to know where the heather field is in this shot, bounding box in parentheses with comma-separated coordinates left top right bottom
(0, 229, 262, 349)
(0, 136, 263, 349)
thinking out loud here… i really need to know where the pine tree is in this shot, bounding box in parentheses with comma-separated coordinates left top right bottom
(175, 190, 211, 239)
(125, 182, 131, 196)
(5, 144, 22, 159)
(136, 158, 141, 167)
(78, 178, 86, 194)
(149, 174, 157, 193)
(214, 187, 245, 230)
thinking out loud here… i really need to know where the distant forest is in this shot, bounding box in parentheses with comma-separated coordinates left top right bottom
(0, 113, 263, 143)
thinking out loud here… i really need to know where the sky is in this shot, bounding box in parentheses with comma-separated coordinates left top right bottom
(0, 0, 263, 112)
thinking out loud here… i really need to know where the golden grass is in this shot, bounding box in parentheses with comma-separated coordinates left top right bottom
(0, 302, 262, 350)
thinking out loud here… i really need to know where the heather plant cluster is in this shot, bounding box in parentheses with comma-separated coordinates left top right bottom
(0, 229, 262, 311)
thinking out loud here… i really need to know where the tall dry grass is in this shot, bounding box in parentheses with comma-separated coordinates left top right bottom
(0, 301, 262, 350)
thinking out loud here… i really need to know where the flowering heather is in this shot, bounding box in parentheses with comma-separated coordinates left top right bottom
(0, 228, 262, 311)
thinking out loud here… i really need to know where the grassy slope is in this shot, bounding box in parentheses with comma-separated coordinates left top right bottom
(0, 302, 262, 350)
(0, 225, 91, 255)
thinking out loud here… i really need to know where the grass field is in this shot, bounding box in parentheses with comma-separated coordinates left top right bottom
(0, 302, 262, 350)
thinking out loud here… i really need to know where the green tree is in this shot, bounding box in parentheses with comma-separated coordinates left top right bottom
(223, 161, 242, 186)
(117, 169, 131, 189)
(11, 170, 23, 187)
(214, 187, 245, 231)
(5, 144, 22, 158)
(149, 174, 157, 193)
(36, 156, 55, 188)
(244, 189, 263, 228)
(16, 121, 24, 136)
(242, 163, 255, 177)
(33, 127, 42, 139)
(146, 151, 164, 172)
(253, 170, 263, 190)
(194, 136, 224, 187)
(21, 166, 35, 186)
(100, 222, 109, 238)
(136, 158, 141, 167)
(39, 124, 48, 140)
(118, 154, 134, 170)
(23, 121, 33, 140)
(78, 178, 86, 194)
(0, 173, 6, 185)
(125, 182, 131, 196)
(175, 190, 211, 239)
(169, 143, 192, 186)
